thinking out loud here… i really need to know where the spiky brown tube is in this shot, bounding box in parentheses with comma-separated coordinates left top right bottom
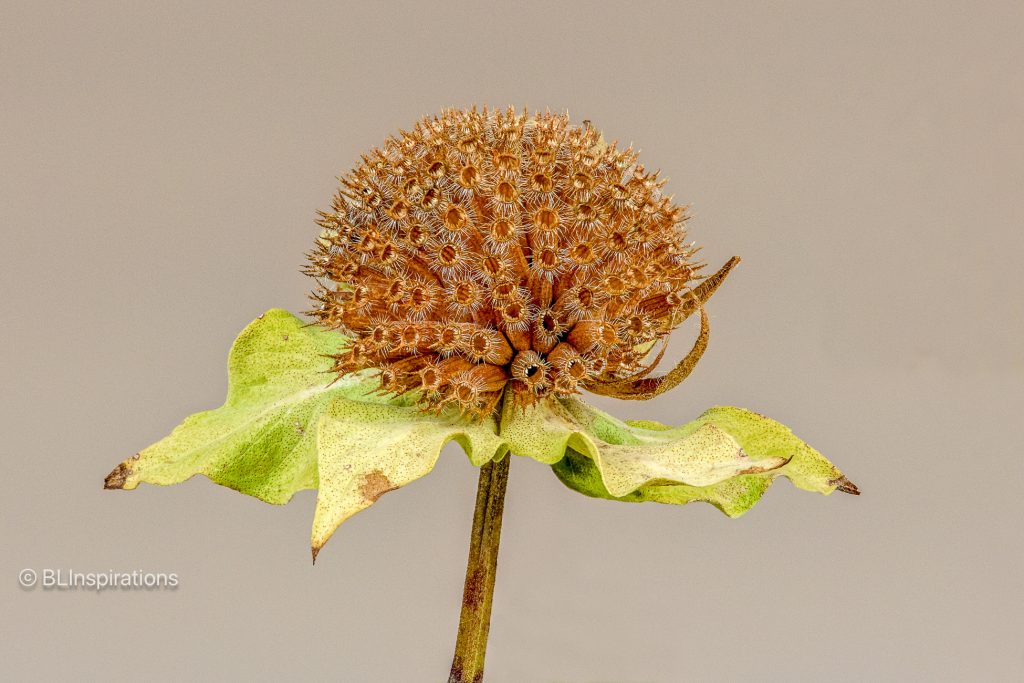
(305, 106, 720, 419)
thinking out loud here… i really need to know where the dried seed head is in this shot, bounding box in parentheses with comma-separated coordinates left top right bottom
(307, 106, 725, 418)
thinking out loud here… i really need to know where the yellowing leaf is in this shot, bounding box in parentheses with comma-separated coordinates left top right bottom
(501, 396, 787, 497)
(311, 399, 507, 559)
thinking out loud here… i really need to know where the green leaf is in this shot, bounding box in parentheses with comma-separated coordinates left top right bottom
(501, 397, 855, 517)
(105, 309, 509, 558)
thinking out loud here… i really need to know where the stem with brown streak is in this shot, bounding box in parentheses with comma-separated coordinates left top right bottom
(448, 407, 511, 683)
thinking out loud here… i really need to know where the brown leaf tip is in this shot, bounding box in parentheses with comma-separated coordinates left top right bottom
(832, 476, 861, 495)
(103, 454, 138, 489)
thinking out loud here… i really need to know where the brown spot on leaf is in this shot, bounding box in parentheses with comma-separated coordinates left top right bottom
(359, 469, 398, 503)
(103, 454, 139, 489)
(736, 455, 791, 476)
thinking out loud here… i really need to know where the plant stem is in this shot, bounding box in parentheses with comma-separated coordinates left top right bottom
(448, 448, 511, 683)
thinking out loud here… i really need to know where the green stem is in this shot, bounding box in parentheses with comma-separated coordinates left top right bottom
(448, 448, 511, 682)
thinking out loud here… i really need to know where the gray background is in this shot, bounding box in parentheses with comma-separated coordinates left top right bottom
(2, 1, 1021, 681)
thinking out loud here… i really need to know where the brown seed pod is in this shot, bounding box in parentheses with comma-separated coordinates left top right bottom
(306, 106, 738, 418)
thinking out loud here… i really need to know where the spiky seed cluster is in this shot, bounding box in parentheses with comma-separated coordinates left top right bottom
(305, 107, 706, 420)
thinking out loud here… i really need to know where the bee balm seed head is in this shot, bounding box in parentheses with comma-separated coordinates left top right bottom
(307, 106, 712, 419)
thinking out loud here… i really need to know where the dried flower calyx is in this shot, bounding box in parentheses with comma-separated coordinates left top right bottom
(305, 106, 739, 419)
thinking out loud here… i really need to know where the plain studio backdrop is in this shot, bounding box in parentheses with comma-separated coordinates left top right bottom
(2, 1, 1021, 681)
